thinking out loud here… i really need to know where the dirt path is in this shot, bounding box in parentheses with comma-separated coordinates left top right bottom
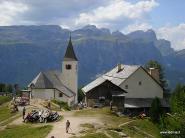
(118, 120, 135, 127)
(47, 111, 102, 138)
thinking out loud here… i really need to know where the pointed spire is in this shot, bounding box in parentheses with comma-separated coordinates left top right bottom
(69, 32, 71, 40)
(63, 33, 78, 61)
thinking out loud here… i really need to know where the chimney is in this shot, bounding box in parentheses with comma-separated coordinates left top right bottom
(117, 64, 123, 72)
(148, 68, 160, 83)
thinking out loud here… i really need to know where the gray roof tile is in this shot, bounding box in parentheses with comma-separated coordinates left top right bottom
(125, 98, 169, 108)
(63, 37, 78, 61)
(29, 70, 75, 97)
(82, 64, 140, 93)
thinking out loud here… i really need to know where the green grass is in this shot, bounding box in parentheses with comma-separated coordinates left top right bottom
(121, 125, 147, 138)
(0, 105, 17, 122)
(102, 114, 131, 127)
(80, 123, 95, 129)
(121, 119, 161, 138)
(0, 114, 21, 126)
(159, 114, 185, 138)
(0, 96, 11, 105)
(0, 125, 52, 138)
(74, 108, 162, 138)
(74, 108, 112, 116)
(74, 108, 130, 126)
(79, 123, 96, 134)
(80, 133, 108, 138)
(107, 130, 122, 138)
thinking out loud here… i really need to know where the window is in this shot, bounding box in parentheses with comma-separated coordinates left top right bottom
(125, 85, 128, 89)
(66, 64, 72, 70)
(59, 93, 63, 97)
(139, 81, 142, 85)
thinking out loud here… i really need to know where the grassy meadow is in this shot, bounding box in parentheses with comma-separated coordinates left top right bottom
(0, 125, 52, 138)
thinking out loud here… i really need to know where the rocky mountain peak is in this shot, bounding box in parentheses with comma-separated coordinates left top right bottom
(127, 29, 157, 42)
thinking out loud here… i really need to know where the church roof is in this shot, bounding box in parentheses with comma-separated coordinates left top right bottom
(28, 70, 75, 97)
(63, 36, 78, 61)
(32, 72, 54, 88)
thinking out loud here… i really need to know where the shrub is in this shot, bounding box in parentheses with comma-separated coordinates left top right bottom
(159, 115, 185, 138)
(78, 88, 85, 102)
(170, 84, 185, 114)
(149, 97, 163, 123)
(51, 99, 71, 111)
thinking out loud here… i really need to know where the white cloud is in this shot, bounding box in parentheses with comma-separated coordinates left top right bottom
(124, 22, 152, 33)
(0, 0, 158, 31)
(75, 0, 158, 29)
(0, 0, 108, 26)
(0, 1, 28, 25)
(157, 23, 185, 50)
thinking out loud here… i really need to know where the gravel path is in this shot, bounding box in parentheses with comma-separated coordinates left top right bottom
(47, 111, 102, 138)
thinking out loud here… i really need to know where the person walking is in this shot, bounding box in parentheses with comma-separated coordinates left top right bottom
(66, 120, 70, 133)
(110, 100, 113, 111)
(23, 107, 26, 120)
(48, 101, 51, 110)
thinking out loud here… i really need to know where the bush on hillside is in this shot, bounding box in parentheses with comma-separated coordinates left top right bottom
(170, 84, 185, 114)
(159, 84, 185, 137)
(78, 88, 85, 102)
(159, 114, 185, 138)
(149, 97, 163, 123)
(51, 99, 71, 111)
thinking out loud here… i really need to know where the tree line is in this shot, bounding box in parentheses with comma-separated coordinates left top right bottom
(0, 83, 13, 93)
(146, 60, 185, 137)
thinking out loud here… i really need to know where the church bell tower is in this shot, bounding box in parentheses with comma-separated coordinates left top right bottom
(62, 35, 78, 104)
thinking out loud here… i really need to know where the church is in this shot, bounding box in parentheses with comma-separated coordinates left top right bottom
(28, 36, 78, 106)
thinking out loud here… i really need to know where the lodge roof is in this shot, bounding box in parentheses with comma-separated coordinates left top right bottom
(82, 64, 140, 93)
(124, 98, 169, 108)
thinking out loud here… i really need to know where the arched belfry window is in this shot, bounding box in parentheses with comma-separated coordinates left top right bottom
(66, 64, 72, 70)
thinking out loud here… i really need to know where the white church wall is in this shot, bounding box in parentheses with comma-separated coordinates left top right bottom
(54, 89, 74, 106)
(32, 89, 54, 100)
(61, 60, 78, 103)
(32, 88, 74, 106)
(120, 67, 163, 98)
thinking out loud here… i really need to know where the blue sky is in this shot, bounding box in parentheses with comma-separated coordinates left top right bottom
(0, 0, 184, 50)
(151, 0, 185, 27)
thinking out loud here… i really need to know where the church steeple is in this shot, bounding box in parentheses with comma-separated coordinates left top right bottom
(63, 34, 78, 61)
(62, 33, 78, 104)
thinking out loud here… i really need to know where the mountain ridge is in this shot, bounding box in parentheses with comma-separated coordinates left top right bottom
(0, 25, 184, 89)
